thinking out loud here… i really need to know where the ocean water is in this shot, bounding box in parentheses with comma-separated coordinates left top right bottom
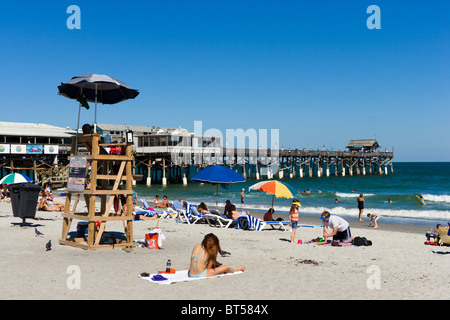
(134, 162, 450, 227)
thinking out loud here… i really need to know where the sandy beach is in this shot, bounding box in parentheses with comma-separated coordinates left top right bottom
(0, 195, 449, 301)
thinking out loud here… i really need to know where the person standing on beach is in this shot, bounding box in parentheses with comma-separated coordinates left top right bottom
(289, 200, 301, 243)
(240, 188, 245, 204)
(357, 194, 365, 221)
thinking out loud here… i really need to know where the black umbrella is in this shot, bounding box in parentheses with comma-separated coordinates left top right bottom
(58, 74, 139, 132)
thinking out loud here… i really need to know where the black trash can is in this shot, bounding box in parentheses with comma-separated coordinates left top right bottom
(7, 183, 41, 221)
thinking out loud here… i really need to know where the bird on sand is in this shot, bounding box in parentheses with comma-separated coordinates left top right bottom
(35, 228, 44, 236)
(46, 240, 52, 251)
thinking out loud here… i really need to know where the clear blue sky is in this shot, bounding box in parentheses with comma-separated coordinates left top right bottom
(0, 0, 448, 161)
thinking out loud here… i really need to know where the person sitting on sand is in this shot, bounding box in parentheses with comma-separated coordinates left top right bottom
(38, 195, 65, 212)
(188, 233, 245, 278)
(367, 213, 381, 228)
(321, 211, 352, 243)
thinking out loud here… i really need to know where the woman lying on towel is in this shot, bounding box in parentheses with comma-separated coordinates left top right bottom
(37, 195, 65, 212)
(189, 233, 245, 278)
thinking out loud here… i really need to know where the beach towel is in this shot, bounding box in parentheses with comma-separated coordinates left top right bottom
(139, 269, 243, 285)
(236, 214, 263, 231)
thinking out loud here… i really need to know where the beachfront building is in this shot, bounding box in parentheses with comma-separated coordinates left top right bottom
(96, 124, 222, 186)
(0, 121, 76, 184)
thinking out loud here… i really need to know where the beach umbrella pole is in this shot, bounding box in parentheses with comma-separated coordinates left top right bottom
(75, 102, 81, 155)
(94, 84, 98, 133)
(216, 184, 219, 209)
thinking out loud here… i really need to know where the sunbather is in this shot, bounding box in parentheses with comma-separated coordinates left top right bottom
(38, 195, 65, 212)
(188, 233, 245, 278)
(197, 202, 212, 214)
(263, 208, 284, 222)
(223, 200, 236, 219)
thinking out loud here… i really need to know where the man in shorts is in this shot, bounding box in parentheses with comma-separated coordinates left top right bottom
(320, 211, 352, 243)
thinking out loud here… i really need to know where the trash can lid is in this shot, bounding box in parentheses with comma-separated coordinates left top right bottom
(7, 183, 41, 190)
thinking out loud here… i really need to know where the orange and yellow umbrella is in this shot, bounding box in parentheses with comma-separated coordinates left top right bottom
(249, 180, 297, 209)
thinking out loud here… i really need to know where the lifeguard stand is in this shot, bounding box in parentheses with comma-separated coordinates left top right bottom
(59, 134, 134, 250)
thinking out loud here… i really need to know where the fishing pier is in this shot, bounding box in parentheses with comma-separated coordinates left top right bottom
(135, 145, 394, 186)
(0, 122, 394, 186)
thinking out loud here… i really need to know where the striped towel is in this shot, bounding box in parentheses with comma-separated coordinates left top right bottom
(248, 215, 262, 231)
(185, 203, 198, 222)
(236, 213, 262, 231)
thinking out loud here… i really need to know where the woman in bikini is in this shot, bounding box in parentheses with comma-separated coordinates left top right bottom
(188, 233, 245, 278)
(38, 195, 65, 212)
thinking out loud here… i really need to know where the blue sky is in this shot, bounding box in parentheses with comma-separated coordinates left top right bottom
(0, 0, 448, 161)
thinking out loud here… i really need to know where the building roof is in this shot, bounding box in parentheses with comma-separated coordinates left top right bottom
(0, 122, 76, 138)
(346, 139, 380, 149)
(97, 123, 191, 136)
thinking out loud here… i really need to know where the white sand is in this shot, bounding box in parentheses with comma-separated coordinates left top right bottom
(0, 196, 449, 300)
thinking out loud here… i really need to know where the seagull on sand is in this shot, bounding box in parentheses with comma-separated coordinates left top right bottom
(46, 240, 52, 251)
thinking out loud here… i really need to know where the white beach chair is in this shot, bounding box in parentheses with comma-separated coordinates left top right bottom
(260, 220, 291, 231)
(140, 198, 171, 219)
(180, 203, 202, 224)
(171, 201, 186, 220)
(190, 205, 218, 226)
(206, 209, 235, 229)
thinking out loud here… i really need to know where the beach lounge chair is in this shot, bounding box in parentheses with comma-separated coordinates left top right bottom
(181, 203, 203, 224)
(190, 205, 218, 227)
(207, 209, 236, 229)
(260, 220, 291, 231)
(133, 206, 157, 216)
(140, 199, 172, 219)
(171, 201, 186, 220)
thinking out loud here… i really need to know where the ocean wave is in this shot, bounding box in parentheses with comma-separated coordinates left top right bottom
(297, 206, 450, 221)
(335, 192, 375, 198)
(202, 201, 450, 221)
(421, 194, 450, 204)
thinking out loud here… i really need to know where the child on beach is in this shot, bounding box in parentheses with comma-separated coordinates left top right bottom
(188, 233, 245, 278)
(289, 200, 301, 243)
(367, 213, 381, 228)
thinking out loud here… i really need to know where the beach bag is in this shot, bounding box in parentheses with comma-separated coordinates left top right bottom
(352, 236, 372, 246)
(238, 217, 250, 230)
(145, 233, 159, 249)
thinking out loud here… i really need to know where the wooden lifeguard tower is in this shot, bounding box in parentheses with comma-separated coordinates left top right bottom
(59, 134, 134, 250)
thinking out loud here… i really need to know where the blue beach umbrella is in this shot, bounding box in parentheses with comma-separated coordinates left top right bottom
(192, 165, 246, 184)
(192, 165, 246, 208)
